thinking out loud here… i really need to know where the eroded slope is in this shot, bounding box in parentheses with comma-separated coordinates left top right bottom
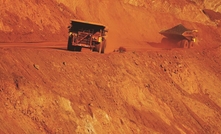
(0, 0, 74, 42)
(0, 47, 221, 133)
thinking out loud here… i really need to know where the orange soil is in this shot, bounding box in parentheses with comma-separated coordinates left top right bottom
(0, 0, 221, 133)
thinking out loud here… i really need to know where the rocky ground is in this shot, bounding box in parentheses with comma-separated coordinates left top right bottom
(0, 0, 221, 133)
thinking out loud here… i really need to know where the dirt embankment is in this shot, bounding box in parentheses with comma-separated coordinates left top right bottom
(0, 46, 221, 133)
(0, 0, 74, 42)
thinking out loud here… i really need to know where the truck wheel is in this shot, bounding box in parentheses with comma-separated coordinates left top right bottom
(100, 39, 106, 53)
(181, 39, 189, 48)
(161, 38, 169, 45)
(189, 41, 194, 48)
(93, 39, 106, 53)
(67, 35, 73, 50)
(92, 44, 100, 52)
(177, 40, 182, 48)
(73, 46, 82, 52)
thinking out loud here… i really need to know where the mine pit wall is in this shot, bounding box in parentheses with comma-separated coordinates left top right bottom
(0, 47, 221, 133)
(0, 0, 75, 42)
(1, 0, 221, 50)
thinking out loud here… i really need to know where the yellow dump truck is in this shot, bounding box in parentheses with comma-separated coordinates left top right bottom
(159, 24, 198, 48)
(67, 19, 108, 53)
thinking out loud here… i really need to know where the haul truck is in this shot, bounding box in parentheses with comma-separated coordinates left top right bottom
(159, 24, 198, 48)
(67, 19, 108, 53)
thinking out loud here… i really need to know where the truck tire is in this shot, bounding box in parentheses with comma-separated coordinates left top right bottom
(161, 38, 169, 45)
(189, 41, 194, 48)
(92, 39, 106, 53)
(181, 39, 189, 48)
(100, 39, 106, 53)
(73, 46, 82, 52)
(177, 41, 182, 48)
(92, 44, 100, 52)
(67, 35, 73, 50)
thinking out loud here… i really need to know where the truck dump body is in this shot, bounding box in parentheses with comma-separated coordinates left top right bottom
(67, 19, 107, 53)
(69, 20, 106, 34)
(159, 24, 197, 40)
(160, 24, 191, 37)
